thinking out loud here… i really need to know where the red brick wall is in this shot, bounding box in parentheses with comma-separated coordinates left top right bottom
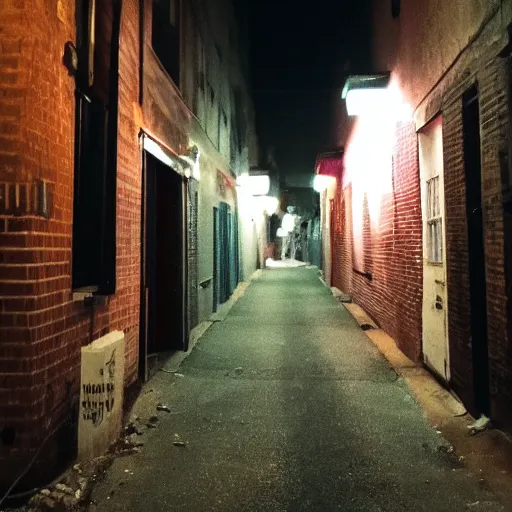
(444, 53, 511, 425)
(0, 0, 141, 490)
(332, 121, 423, 362)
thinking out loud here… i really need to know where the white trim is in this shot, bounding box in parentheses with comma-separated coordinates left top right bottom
(142, 135, 181, 173)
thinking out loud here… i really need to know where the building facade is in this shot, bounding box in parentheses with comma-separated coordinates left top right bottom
(328, 0, 512, 431)
(0, 0, 261, 493)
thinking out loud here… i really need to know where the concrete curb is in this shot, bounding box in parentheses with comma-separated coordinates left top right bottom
(342, 302, 466, 416)
(162, 269, 262, 373)
(340, 300, 512, 504)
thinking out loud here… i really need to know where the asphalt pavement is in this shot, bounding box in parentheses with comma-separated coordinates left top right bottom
(89, 268, 505, 512)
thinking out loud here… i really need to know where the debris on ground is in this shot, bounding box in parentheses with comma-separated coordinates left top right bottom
(330, 287, 352, 303)
(437, 444, 455, 454)
(468, 415, 491, 436)
(234, 367, 244, 375)
(173, 441, 187, 447)
(10, 455, 115, 512)
(156, 404, 171, 413)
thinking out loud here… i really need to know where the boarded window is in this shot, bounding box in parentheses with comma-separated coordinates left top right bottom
(426, 176, 443, 263)
(152, 0, 180, 84)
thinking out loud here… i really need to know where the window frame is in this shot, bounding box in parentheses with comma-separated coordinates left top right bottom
(391, 0, 401, 18)
(426, 176, 443, 264)
(151, 0, 181, 86)
(72, 0, 120, 294)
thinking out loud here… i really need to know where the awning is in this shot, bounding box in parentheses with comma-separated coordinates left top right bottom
(315, 151, 343, 178)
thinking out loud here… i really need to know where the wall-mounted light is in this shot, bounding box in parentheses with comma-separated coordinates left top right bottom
(342, 74, 391, 117)
(180, 145, 200, 181)
(313, 175, 336, 193)
(143, 136, 179, 171)
(253, 195, 278, 214)
(236, 174, 270, 196)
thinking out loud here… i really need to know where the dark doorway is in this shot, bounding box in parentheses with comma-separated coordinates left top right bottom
(462, 85, 491, 416)
(140, 151, 187, 381)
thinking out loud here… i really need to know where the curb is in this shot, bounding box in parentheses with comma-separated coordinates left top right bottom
(342, 301, 466, 416)
(162, 269, 262, 373)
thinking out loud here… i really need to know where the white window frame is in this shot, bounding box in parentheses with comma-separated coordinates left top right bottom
(426, 176, 443, 264)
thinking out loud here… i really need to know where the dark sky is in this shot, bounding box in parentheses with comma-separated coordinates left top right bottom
(245, 0, 373, 177)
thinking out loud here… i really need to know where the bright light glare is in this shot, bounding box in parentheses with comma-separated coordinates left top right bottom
(236, 175, 270, 196)
(144, 136, 178, 170)
(346, 88, 390, 117)
(313, 175, 336, 193)
(253, 195, 278, 214)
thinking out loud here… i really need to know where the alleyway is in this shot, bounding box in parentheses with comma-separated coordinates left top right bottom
(90, 269, 504, 512)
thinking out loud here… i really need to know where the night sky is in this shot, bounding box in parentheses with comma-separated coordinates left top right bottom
(245, 0, 373, 178)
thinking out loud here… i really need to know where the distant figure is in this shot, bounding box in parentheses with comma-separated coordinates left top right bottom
(280, 206, 297, 259)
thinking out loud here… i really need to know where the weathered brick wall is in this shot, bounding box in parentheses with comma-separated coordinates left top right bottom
(332, 121, 423, 362)
(0, 0, 77, 490)
(0, 0, 141, 491)
(443, 51, 511, 424)
(112, 0, 142, 386)
(478, 55, 510, 427)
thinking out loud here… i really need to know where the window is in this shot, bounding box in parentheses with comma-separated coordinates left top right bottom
(152, 0, 180, 84)
(426, 176, 443, 263)
(72, 0, 120, 293)
(391, 0, 400, 18)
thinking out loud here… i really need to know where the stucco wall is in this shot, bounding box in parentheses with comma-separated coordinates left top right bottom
(372, 0, 502, 108)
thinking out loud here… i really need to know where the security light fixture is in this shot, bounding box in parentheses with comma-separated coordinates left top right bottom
(236, 174, 271, 196)
(313, 175, 336, 193)
(342, 73, 391, 117)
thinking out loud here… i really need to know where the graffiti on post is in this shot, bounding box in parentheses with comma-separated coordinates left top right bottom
(81, 349, 116, 427)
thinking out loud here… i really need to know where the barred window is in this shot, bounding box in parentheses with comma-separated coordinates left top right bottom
(426, 176, 443, 263)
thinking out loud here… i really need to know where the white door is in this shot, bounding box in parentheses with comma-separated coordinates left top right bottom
(419, 116, 450, 382)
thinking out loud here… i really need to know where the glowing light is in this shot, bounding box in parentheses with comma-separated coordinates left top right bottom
(313, 175, 336, 193)
(143, 136, 178, 170)
(236, 175, 270, 196)
(253, 195, 278, 214)
(345, 88, 391, 117)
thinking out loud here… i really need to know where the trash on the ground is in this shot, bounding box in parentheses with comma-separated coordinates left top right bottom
(124, 422, 143, 436)
(173, 441, 187, 447)
(147, 422, 157, 429)
(234, 367, 244, 375)
(437, 444, 454, 454)
(127, 433, 144, 447)
(156, 404, 171, 412)
(174, 373, 185, 378)
(468, 415, 491, 435)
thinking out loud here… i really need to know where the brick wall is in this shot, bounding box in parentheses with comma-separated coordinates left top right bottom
(443, 51, 511, 425)
(332, 121, 423, 362)
(0, 0, 141, 491)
